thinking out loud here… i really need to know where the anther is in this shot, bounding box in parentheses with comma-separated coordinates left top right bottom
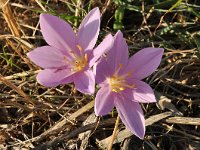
(77, 44, 82, 51)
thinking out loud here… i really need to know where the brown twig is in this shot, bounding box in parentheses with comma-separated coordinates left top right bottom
(0, 0, 30, 52)
(32, 100, 95, 142)
(33, 118, 116, 150)
(101, 0, 111, 16)
(165, 117, 200, 125)
(6, 39, 34, 69)
(99, 111, 174, 147)
(0, 75, 35, 105)
(107, 115, 120, 150)
(141, 0, 154, 47)
(1, 0, 34, 70)
(0, 0, 21, 37)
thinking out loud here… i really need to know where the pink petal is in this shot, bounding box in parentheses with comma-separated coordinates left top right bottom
(59, 76, 73, 85)
(89, 34, 114, 67)
(125, 47, 164, 80)
(74, 70, 95, 94)
(27, 46, 66, 69)
(115, 97, 145, 139)
(107, 31, 129, 72)
(94, 58, 114, 84)
(122, 80, 156, 103)
(77, 7, 100, 50)
(95, 85, 115, 116)
(37, 69, 73, 87)
(40, 14, 77, 55)
(94, 31, 129, 84)
(133, 80, 157, 103)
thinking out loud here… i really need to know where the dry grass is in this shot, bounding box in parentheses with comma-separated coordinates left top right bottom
(0, 0, 200, 149)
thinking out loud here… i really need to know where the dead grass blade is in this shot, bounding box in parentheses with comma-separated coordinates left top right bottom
(98, 111, 174, 148)
(0, 0, 21, 37)
(0, 75, 35, 105)
(165, 117, 200, 125)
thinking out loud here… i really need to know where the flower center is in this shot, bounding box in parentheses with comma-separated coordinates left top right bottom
(63, 45, 88, 72)
(108, 64, 134, 93)
(72, 54, 88, 72)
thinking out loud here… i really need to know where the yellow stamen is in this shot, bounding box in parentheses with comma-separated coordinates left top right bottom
(119, 63, 123, 69)
(64, 45, 88, 72)
(76, 44, 82, 51)
(112, 89, 118, 92)
(71, 54, 88, 72)
(114, 64, 123, 76)
(84, 54, 88, 61)
(109, 76, 134, 93)
(108, 64, 134, 93)
(119, 87, 124, 91)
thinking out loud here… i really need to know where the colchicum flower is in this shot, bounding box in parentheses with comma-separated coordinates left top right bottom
(27, 8, 113, 94)
(94, 31, 164, 139)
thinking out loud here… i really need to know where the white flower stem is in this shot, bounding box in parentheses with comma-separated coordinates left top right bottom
(107, 114, 120, 150)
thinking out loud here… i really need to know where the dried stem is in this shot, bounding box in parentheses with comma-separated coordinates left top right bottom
(0, 75, 35, 105)
(1, 0, 21, 37)
(107, 115, 120, 150)
(101, 0, 111, 16)
(1, 0, 34, 69)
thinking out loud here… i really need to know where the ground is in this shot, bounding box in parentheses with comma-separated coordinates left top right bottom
(0, 0, 200, 149)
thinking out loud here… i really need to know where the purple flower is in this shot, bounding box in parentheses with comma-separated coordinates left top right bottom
(27, 7, 113, 94)
(94, 31, 164, 139)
